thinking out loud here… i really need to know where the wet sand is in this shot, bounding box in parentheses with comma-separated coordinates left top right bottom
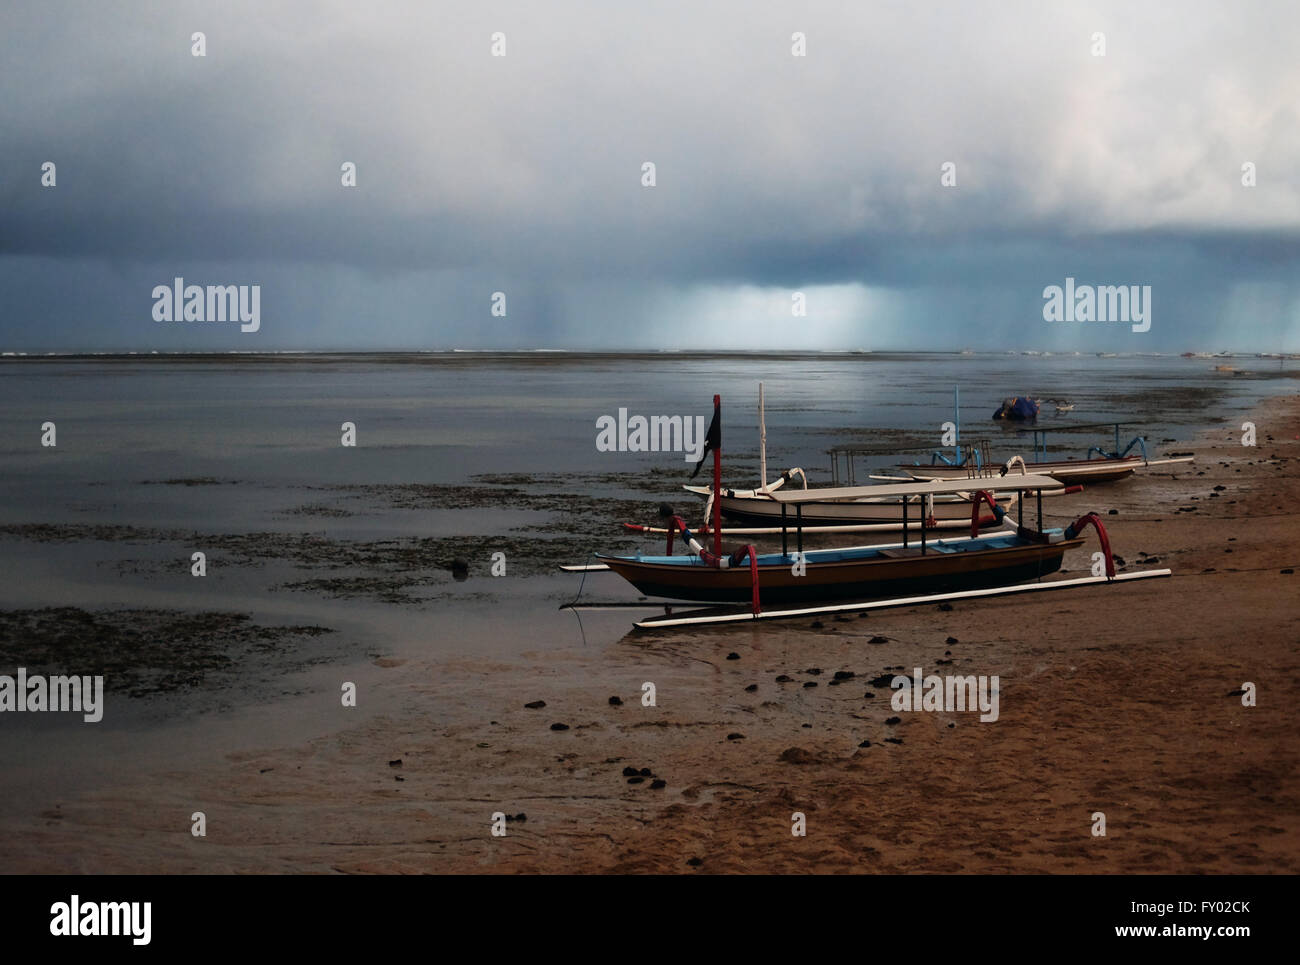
(3, 395, 1298, 874)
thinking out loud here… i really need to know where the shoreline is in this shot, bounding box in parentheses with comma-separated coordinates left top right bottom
(2, 392, 1298, 873)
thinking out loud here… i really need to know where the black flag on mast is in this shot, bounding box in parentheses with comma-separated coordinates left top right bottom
(690, 401, 721, 479)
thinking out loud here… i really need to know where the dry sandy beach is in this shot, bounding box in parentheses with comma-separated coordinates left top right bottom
(5, 396, 1298, 875)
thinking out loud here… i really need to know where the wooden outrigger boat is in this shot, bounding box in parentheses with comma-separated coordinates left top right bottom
(891, 420, 1193, 485)
(600, 474, 1093, 605)
(676, 384, 1052, 532)
(900, 454, 1152, 485)
(566, 394, 1170, 628)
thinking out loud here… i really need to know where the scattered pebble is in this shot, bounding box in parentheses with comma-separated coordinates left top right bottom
(726, 652, 740, 660)
(622, 766, 639, 777)
(388, 759, 402, 768)
(524, 700, 546, 709)
(868, 635, 889, 644)
(775, 674, 792, 682)
(608, 696, 623, 706)
(803, 681, 818, 689)
(885, 716, 901, 725)
(550, 723, 569, 731)
(650, 779, 667, 790)
(858, 740, 871, 748)
(726, 733, 745, 740)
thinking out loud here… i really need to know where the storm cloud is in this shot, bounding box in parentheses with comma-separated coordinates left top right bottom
(2, 0, 1298, 351)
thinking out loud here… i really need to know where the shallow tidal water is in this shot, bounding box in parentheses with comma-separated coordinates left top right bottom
(0, 351, 1293, 813)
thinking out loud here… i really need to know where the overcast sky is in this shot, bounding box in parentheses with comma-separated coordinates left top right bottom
(2, 0, 1298, 352)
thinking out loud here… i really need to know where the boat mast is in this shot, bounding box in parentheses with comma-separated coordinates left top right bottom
(712, 394, 723, 558)
(758, 382, 767, 490)
(953, 385, 961, 464)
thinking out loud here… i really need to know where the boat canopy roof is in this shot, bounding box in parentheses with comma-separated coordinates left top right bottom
(766, 473, 1065, 504)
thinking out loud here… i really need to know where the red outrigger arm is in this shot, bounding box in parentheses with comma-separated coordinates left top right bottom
(1064, 512, 1116, 578)
(970, 490, 1006, 538)
(663, 515, 690, 555)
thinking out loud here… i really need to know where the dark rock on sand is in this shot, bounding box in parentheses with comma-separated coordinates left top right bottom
(650, 779, 667, 790)
(885, 716, 901, 725)
(726, 652, 740, 660)
(524, 700, 546, 709)
(550, 723, 569, 731)
(727, 733, 745, 740)
(744, 684, 758, 692)
(608, 696, 623, 706)
(622, 766, 639, 777)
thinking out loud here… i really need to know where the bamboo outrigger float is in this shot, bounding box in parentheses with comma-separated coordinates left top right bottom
(565, 394, 1171, 629)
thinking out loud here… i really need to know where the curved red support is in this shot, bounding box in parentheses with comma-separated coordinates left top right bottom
(1064, 512, 1115, 578)
(665, 515, 690, 555)
(970, 490, 1004, 538)
(733, 544, 761, 615)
